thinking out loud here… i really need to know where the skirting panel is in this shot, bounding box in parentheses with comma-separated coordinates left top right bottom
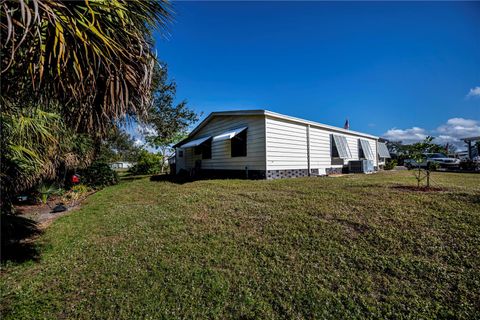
(266, 169, 309, 179)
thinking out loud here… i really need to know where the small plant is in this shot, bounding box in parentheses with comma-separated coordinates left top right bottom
(72, 184, 89, 194)
(408, 137, 440, 188)
(62, 184, 90, 206)
(36, 183, 61, 204)
(384, 160, 397, 171)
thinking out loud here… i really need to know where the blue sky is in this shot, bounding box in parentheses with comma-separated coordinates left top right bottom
(138, 1, 479, 149)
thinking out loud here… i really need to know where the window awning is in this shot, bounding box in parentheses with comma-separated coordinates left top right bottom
(179, 136, 211, 148)
(360, 139, 375, 160)
(332, 135, 352, 159)
(212, 127, 247, 142)
(378, 142, 391, 158)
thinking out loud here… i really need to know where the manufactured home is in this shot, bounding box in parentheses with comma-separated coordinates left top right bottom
(110, 161, 134, 169)
(173, 110, 390, 179)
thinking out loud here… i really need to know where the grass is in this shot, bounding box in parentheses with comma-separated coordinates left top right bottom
(1, 171, 479, 319)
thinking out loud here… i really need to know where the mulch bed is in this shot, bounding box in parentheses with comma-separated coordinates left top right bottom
(391, 185, 448, 192)
(14, 191, 95, 227)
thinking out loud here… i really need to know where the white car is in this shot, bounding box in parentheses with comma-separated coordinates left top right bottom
(405, 153, 460, 170)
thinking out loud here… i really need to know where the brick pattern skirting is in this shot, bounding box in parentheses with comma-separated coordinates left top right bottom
(325, 167, 344, 175)
(266, 169, 309, 179)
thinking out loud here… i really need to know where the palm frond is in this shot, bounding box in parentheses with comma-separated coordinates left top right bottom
(1, 0, 172, 133)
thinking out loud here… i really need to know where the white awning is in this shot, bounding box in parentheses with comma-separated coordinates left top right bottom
(179, 136, 211, 148)
(332, 135, 352, 159)
(378, 142, 391, 158)
(360, 139, 375, 160)
(212, 127, 247, 142)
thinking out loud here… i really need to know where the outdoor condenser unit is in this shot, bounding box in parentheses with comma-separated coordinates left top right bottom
(348, 160, 374, 173)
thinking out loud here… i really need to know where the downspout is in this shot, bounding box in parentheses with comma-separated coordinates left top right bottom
(307, 124, 311, 176)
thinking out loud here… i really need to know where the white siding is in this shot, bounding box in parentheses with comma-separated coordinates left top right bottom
(309, 127, 337, 174)
(266, 116, 378, 173)
(176, 115, 266, 172)
(266, 117, 308, 170)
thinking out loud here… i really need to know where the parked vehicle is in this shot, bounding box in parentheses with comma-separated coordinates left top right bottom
(404, 153, 460, 170)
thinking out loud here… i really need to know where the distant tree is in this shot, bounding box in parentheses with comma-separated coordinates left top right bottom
(97, 128, 143, 163)
(443, 142, 456, 155)
(386, 140, 404, 155)
(142, 63, 198, 171)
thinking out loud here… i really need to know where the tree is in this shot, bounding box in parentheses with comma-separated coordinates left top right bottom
(142, 63, 198, 171)
(97, 128, 143, 163)
(1, 0, 172, 134)
(407, 136, 441, 188)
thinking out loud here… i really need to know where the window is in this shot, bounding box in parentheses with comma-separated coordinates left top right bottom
(358, 141, 365, 159)
(231, 129, 247, 157)
(331, 134, 352, 159)
(359, 139, 374, 160)
(331, 137, 340, 158)
(201, 138, 212, 159)
(178, 150, 184, 158)
(377, 142, 391, 159)
(194, 138, 212, 159)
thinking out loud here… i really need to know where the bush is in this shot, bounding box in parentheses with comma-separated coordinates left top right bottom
(384, 160, 397, 170)
(129, 151, 163, 175)
(79, 162, 118, 189)
(459, 159, 480, 172)
(62, 184, 90, 205)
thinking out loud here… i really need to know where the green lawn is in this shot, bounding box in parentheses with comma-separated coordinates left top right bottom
(1, 171, 479, 319)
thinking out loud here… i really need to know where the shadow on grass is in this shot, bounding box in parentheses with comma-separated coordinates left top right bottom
(120, 175, 150, 182)
(1, 214, 42, 264)
(149, 174, 193, 185)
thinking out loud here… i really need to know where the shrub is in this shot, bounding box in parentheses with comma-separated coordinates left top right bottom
(459, 159, 479, 172)
(62, 184, 90, 205)
(384, 160, 397, 171)
(79, 162, 118, 189)
(129, 151, 163, 175)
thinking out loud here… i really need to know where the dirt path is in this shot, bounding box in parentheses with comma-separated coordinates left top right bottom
(14, 191, 95, 229)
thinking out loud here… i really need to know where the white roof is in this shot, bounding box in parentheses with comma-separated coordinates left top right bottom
(212, 127, 247, 142)
(179, 136, 211, 148)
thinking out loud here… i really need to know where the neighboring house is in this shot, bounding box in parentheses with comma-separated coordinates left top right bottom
(455, 150, 469, 160)
(110, 161, 134, 169)
(173, 110, 390, 179)
(462, 136, 480, 159)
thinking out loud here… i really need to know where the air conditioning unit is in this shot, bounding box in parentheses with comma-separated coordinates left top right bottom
(348, 160, 374, 173)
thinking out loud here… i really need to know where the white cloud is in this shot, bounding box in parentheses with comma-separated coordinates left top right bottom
(466, 86, 480, 98)
(383, 127, 428, 144)
(383, 117, 480, 149)
(436, 118, 480, 140)
(133, 139, 144, 147)
(135, 124, 157, 137)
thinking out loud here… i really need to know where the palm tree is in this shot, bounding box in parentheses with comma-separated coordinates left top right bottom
(1, 0, 171, 133)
